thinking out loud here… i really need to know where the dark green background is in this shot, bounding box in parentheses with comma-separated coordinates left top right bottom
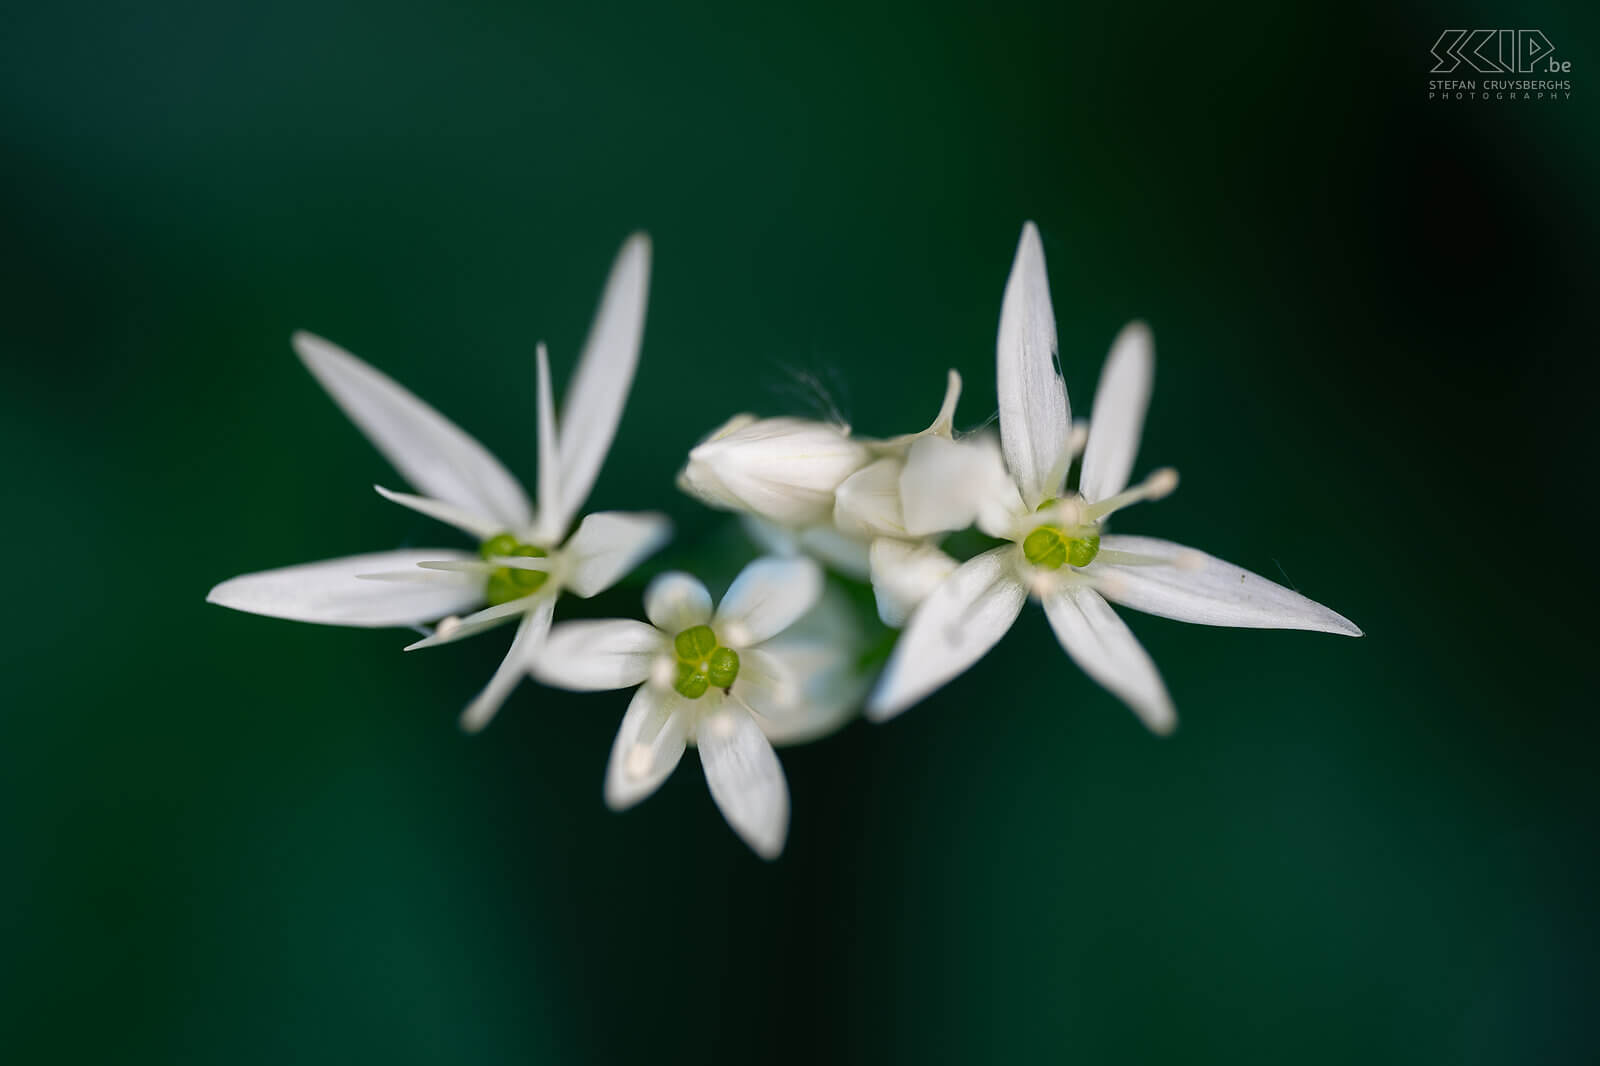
(5, 1, 1596, 1062)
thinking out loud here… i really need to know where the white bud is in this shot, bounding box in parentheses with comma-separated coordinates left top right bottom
(677, 416, 871, 526)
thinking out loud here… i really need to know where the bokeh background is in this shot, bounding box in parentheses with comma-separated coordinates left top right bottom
(4, 1, 1597, 1062)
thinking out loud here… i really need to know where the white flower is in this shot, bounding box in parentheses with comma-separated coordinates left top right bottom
(868, 222, 1360, 731)
(532, 556, 824, 858)
(208, 234, 668, 732)
(677, 414, 872, 526)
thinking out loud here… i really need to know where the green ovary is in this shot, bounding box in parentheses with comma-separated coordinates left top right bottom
(672, 623, 740, 698)
(1022, 525, 1100, 570)
(480, 532, 549, 605)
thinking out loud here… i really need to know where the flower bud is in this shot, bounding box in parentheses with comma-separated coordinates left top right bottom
(677, 416, 871, 526)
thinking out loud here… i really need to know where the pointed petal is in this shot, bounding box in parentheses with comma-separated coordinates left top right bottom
(533, 342, 565, 542)
(533, 619, 665, 691)
(713, 556, 823, 648)
(868, 538, 959, 628)
(604, 683, 689, 811)
(207, 550, 482, 627)
(644, 572, 713, 631)
(374, 485, 501, 540)
(404, 594, 539, 650)
(866, 546, 1027, 721)
(557, 510, 671, 598)
(697, 702, 789, 859)
(292, 331, 531, 531)
(459, 599, 555, 733)
(995, 222, 1070, 507)
(1089, 535, 1362, 635)
(1041, 585, 1175, 734)
(1078, 322, 1154, 504)
(557, 234, 652, 521)
(833, 458, 908, 539)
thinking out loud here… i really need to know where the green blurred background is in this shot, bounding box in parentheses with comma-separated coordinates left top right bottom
(4, 0, 1596, 1062)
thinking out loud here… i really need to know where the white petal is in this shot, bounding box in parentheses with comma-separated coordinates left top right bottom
(866, 547, 1027, 721)
(714, 556, 823, 648)
(533, 342, 565, 542)
(559, 510, 672, 598)
(752, 586, 872, 746)
(729, 647, 803, 722)
(404, 594, 540, 650)
(1089, 535, 1362, 635)
(697, 703, 789, 860)
(459, 599, 555, 733)
(557, 234, 651, 522)
(207, 550, 482, 628)
(604, 683, 689, 811)
(1078, 322, 1154, 504)
(995, 222, 1070, 507)
(373, 485, 501, 540)
(533, 619, 665, 691)
(678, 417, 871, 526)
(833, 458, 907, 539)
(868, 538, 959, 628)
(644, 572, 713, 631)
(1041, 585, 1175, 734)
(292, 331, 531, 532)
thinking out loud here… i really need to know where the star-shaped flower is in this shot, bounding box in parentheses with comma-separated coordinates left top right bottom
(531, 556, 824, 858)
(868, 222, 1360, 729)
(208, 235, 668, 731)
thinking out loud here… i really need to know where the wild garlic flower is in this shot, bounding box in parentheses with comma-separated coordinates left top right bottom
(531, 556, 824, 858)
(868, 222, 1360, 730)
(208, 235, 668, 732)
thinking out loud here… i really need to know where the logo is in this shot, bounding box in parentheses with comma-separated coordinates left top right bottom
(1430, 30, 1567, 73)
(1427, 29, 1574, 101)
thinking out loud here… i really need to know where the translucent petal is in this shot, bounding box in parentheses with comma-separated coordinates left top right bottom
(1040, 585, 1175, 734)
(995, 222, 1070, 507)
(644, 572, 713, 632)
(458, 599, 555, 733)
(714, 556, 823, 648)
(833, 458, 907, 539)
(603, 683, 689, 811)
(533, 342, 565, 542)
(293, 331, 530, 531)
(207, 550, 482, 628)
(1089, 535, 1362, 635)
(558, 234, 652, 522)
(533, 619, 665, 692)
(697, 703, 789, 860)
(868, 538, 959, 628)
(866, 547, 1027, 721)
(1078, 322, 1154, 504)
(560, 511, 672, 598)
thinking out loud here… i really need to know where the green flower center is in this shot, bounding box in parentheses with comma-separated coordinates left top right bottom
(671, 623, 740, 699)
(479, 532, 549, 605)
(1022, 514, 1100, 570)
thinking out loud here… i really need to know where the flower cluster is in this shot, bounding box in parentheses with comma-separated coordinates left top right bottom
(210, 224, 1359, 858)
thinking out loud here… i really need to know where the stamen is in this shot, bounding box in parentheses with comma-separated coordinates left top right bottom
(1081, 467, 1179, 521)
(1067, 420, 1090, 459)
